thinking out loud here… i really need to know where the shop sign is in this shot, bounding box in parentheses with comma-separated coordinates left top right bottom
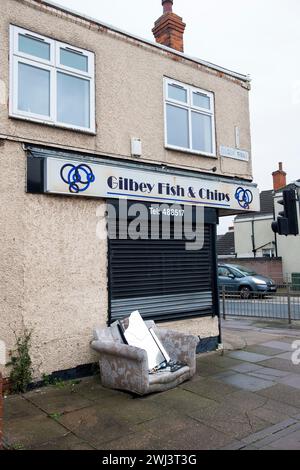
(44, 157, 260, 212)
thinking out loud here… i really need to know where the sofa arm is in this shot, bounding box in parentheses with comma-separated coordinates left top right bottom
(91, 340, 148, 364)
(91, 340, 149, 395)
(157, 329, 199, 373)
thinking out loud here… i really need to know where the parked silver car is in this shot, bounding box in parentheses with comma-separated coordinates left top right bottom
(218, 264, 277, 299)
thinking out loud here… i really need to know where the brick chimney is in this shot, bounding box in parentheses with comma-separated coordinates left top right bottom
(152, 0, 186, 53)
(272, 162, 287, 191)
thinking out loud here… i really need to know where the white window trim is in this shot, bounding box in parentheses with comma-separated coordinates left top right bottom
(9, 25, 96, 134)
(164, 78, 216, 158)
(55, 41, 94, 78)
(12, 26, 55, 65)
(12, 57, 55, 122)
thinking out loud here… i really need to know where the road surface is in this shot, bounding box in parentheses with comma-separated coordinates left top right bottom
(221, 296, 300, 320)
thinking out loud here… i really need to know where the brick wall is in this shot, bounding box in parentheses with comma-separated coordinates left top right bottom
(220, 257, 284, 284)
(0, 373, 3, 450)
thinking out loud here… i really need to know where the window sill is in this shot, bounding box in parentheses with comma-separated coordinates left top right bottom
(9, 113, 96, 136)
(165, 145, 217, 159)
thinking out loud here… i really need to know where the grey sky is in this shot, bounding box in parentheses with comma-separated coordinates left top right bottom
(53, 0, 300, 233)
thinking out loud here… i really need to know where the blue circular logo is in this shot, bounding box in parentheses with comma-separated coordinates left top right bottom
(235, 187, 253, 210)
(60, 164, 95, 194)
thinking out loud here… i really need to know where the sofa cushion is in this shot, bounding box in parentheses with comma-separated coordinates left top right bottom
(148, 365, 190, 385)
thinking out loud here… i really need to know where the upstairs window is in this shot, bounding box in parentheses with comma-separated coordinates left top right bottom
(10, 26, 95, 133)
(164, 78, 216, 157)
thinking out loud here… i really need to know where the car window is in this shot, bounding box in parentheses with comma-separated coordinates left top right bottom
(229, 267, 245, 279)
(234, 265, 257, 276)
(218, 267, 232, 277)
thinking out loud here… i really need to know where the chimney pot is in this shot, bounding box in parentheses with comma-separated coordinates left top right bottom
(162, 0, 173, 13)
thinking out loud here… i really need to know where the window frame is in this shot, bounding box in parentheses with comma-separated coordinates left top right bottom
(12, 57, 55, 123)
(9, 25, 96, 133)
(13, 26, 55, 65)
(164, 78, 216, 158)
(55, 41, 94, 77)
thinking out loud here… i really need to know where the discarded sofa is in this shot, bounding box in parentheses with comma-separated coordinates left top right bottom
(91, 320, 198, 395)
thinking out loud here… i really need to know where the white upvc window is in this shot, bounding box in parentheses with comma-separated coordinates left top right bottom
(9, 26, 95, 133)
(164, 78, 216, 157)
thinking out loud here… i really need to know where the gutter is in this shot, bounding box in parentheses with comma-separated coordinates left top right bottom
(38, 0, 250, 83)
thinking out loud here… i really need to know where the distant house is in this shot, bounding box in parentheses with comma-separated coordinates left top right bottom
(234, 163, 300, 281)
(217, 228, 236, 258)
(234, 189, 276, 258)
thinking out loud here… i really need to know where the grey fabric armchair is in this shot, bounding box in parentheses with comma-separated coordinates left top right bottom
(91, 320, 199, 395)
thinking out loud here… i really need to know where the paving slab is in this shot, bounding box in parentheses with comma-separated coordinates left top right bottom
(99, 430, 160, 451)
(190, 403, 270, 441)
(57, 406, 134, 447)
(275, 351, 295, 361)
(25, 385, 94, 414)
(227, 351, 272, 363)
(228, 363, 263, 374)
(196, 354, 244, 370)
(29, 433, 96, 450)
(71, 377, 131, 402)
(180, 377, 239, 401)
(234, 332, 282, 347)
(3, 395, 44, 420)
(222, 337, 246, 351)
(144, 387, 217, 414)
(249, 405, 294, 426)
(256, 329, 300, 338)
(258, 358, 300, 374)
(216, 373, 274, 392)
(257, 384, 300, 408)
(257, 398, 300, 420)
(211, 370, 243, 381)
(244, 345, 290, 357)
(4, 414, 67, 449)
(195, 361, 224, 377)
(261, 341, 293, 351)
(133, 413, 233, 450)
(215, 390, 268, 411)
(99, 397, 163, 426)
(247, 368, 291, 383)
(250, 367, 291, 378)
(279, 336, 300, 343)
(277, 374, 300, 390)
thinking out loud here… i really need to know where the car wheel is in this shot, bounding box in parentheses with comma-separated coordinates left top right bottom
(240, 286, 252, 299)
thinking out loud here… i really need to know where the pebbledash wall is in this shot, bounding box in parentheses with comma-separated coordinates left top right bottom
(0, 373, 2, 448)
(0, 0, 259, 380)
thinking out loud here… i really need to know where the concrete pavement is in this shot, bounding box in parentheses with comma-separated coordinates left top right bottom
(3, 318, 300, 450)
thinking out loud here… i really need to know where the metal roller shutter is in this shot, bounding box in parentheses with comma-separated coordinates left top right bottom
(108, 205, 217, 323)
